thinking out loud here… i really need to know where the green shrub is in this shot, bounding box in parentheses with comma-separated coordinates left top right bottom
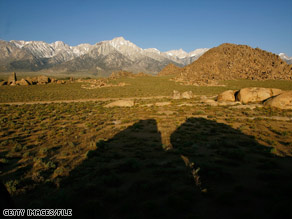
(22, 151, 30, 158)
(44, 161, 56, 170)
(53, 167, 66, 177)
(192, 110, 205, 115)
(5, 180, 19, 195)
(68, 142, 77, 147)
(12, 143, 22, 152)
(39, 147, 48, 155)
(0, 158, 9, 164)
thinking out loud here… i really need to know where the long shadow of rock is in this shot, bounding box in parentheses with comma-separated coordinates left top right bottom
(16, 119, 200, 218)
(170, 117, 292, 219)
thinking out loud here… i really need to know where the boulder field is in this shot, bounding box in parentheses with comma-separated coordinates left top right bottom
(217, 87, 292, 109)
(0, 72, 66, 86)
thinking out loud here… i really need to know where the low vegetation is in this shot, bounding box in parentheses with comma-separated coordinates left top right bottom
(0, 76, 291, 102)
(1, 76, 292, 218)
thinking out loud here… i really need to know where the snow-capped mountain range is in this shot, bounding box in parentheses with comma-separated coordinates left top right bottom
(0, 37, 209, 75)
(0, 37, 290, 76)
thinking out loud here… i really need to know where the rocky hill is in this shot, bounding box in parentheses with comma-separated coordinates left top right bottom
(175, 43, 292, 85)
(158, 63, 182, 76)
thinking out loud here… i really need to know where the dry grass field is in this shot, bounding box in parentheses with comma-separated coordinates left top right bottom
(1, 75, 292, 102)
(1, 76, 292, 218)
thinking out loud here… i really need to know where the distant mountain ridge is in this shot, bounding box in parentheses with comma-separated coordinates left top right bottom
(0, 37, 209, 76)
(0, 37, 290, 76)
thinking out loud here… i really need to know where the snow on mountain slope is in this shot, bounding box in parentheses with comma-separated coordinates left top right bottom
(163, 48, 209, 65)
(100, 37, 179, 63)
(164, 49, 188, 59)
(279, 53, 292, 64)
(7, 37, 208, 65)
(164, 48, 209, 59)
(189, 48, 209, 57)
(102, 37, 143, 60)
(10, 40, 92, 61)
(1, 37, 210, 74)
(144, 48, 161, 54)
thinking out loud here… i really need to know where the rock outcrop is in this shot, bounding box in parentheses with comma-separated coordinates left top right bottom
(217, 90, 237, 102)
(173, 90, 181, 99)
(264, 91, 292, 109)
(37, 75, 51, 84)
(181, 91, 193, 99)
(236, 87, 283, 104)
(173, 90, 193, 99)
(1, 73, 64, 86)
(216, 87, 292, 108)
(8, 72, 17, 85)
(175, 43, 292, 85)
(17, 78, 30, 86)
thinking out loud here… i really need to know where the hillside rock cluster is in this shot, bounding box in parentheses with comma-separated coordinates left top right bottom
(80, 71, 142, 89)
(80, 79, 127, 89)
(173, 43, 292, 85)
(217, 87, 292, 109)
(0, 72, 66, 86)
(158, 63, 182, 76)
(173, 90, 193, 99)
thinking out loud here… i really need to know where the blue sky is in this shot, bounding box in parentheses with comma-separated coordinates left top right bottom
(0, 0, 291, 56)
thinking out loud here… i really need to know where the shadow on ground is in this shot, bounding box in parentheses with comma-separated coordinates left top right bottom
(171, 118, 292, 219)
(12, 118, 292, 218)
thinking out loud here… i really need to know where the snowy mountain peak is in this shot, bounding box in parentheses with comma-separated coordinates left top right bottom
(279, 53, 292, 64)
(279, 53, 290, 59)
(51, 41, 66, 47)
(165, 49, 188, 58)
(102, 36, 143, 58)
(144, 48, 161, 54)
(10, 40, 31, 48)
(112, 36, 126, 41)
(189, 48, 210, 57)
(107, 36, 131, 47)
